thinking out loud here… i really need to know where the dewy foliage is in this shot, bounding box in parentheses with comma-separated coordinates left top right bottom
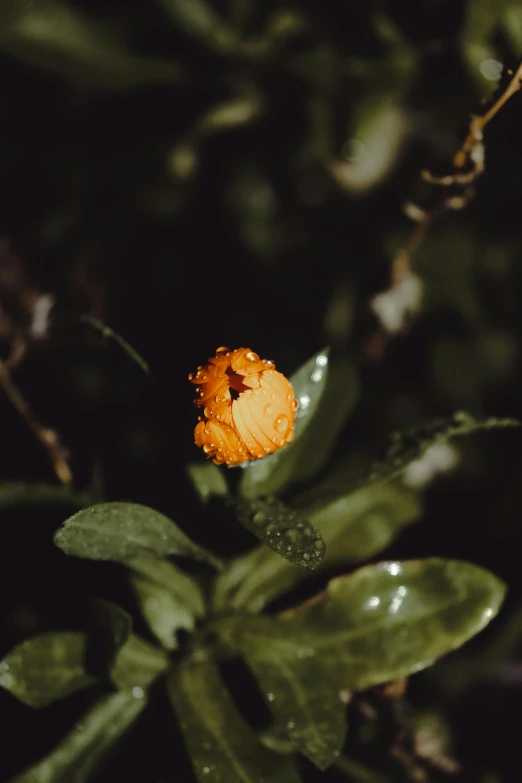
(0, 347, 516, 782)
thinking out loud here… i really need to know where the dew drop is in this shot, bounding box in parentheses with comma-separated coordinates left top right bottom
(267, 692, 276, 702)
(284, 528, 301, 544)
(132, 686, 145, 699)
(292, 398, 299, 410)
(214, 395, 223, 404)
(203, 445, 212, 454)
(314, 538, 326, 551)
(204, 407, 213, 418)
(188, 373, 195, 380)
(303, 552, 311, 561)
(204, 428, 210, 435)
(263, 404, 273, 416)
(245, 351, 259, 362)
(316, 354, 328, 367)
(311, 368, 323, 383)
(252, 511, 267, 527)
(216, 346, 229, 354)
(274, 415, 289, 433)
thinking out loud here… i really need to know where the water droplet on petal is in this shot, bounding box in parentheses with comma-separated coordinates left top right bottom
(292, 398, 299, 410)
(216, 346, 229, 354)
(132, 686, 145, 699)
(311, 368, 323, 383)
(316, 354, 328, 367)
(264, 404, 273, 416)
(245, 351, 259, 362)
(267, 692, 275, 702)
(214, 395, 223, 404)
(188, 373, 195, 380)
(274, 415, 289, 433)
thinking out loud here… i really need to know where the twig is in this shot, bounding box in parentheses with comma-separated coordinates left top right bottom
(0, 360, 73, 485)
(368, 58, 522, 356)
(81, 315, 150, 376)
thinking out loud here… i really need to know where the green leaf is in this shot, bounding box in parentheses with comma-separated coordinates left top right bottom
(238, 644, 346, 770)
(167, 659, 302, 783)
(234, 496, 326, 571)
(240, 349, 331, 497)
(0, 482, 92, 511)
(313, 412, 519, 507)
(10, 690, 147, 783)
(110, 633, 168, 692)
(214, 481, 420, 613)
(54, 502, 221, 569)
(127, 558, 206, 650)
(216, 559, 506, 692)
(0, 0, 183, 89)
(186, 462, 229, 505)
(0, 632, 95, 708)
(87, 599, 133, 675)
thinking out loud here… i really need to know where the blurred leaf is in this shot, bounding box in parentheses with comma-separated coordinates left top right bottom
(10, 690, 147, 783)
(240, 349, 332, 497)
(0, 632, 95, 708)
(214, 481, 420, 613)
(157, 0, 240, 54)
(217, 559, 505, 691)
(238, 644, 346, 770)
(167, 659, 302, 783)
(461, 0, 512, 93)
(330, 94, 410, 194)
(127, 558, 206, 650)
(0, 0, 183, 89)
(186, 462, 229, 505)
(110, 633, 168, 691)
(54, 502, 221, 569)
(87, 599, 133, 675)
(235, 496, 326, 571)
(0, 482, 92, 510)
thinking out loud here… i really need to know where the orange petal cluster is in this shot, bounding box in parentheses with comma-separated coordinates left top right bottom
(188, 347, 298, 466)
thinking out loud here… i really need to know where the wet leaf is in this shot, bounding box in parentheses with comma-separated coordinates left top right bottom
(239, 644, 346, 770)
(214, 481, 420, 613)
(10, 690, 147, 783)
(167, 659, 302, 783)
(217, 559, 505, 692)
(87, 599, 133, 675)
(234, 496, 326, 571)
(54, 502, 221, 569)
(110, 633, 168, 692)
(0, 632, 95, 708)
(186, 462, 229, 505)
(0, 0, 183, 89)
(313, 412, 519, 507)
(127, 558, 206, 650)
(240, 348, 331, 497)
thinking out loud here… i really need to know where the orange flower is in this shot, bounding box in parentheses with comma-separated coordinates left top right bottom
(189, 347, 298, 466)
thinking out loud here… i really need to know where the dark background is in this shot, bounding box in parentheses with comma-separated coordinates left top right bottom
(1, 1, 522, 780)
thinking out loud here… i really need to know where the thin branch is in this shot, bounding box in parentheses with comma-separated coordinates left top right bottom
(368, 58, 522, 355)
(81, 315, 150, 376)
(0, 360, 73, 485)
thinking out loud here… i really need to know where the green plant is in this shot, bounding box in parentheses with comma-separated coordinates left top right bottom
(0, 348, 514, 782)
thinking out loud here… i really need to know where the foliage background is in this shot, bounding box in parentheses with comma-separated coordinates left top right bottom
(1, 0, 522, 780)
